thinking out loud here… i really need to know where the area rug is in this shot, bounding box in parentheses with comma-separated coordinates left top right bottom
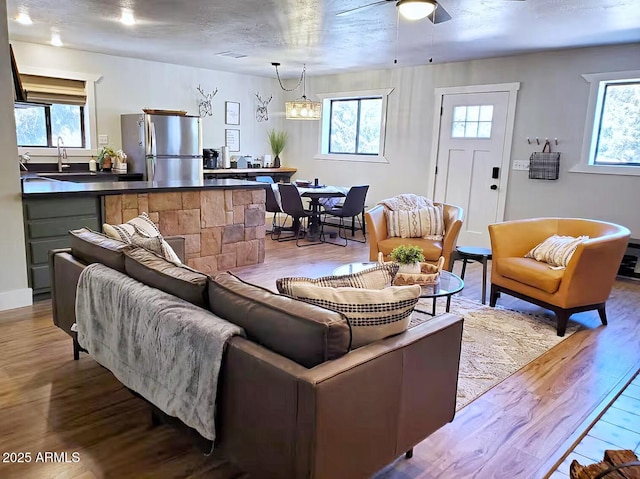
(410, 296, 580, 410)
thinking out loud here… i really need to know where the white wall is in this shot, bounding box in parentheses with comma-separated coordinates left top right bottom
(288, 43, 640, 237)
(11, 41, 285, 162)
(0, 3, 31, 310)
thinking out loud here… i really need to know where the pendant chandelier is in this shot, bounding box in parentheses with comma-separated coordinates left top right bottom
(272, 62, 322, 120)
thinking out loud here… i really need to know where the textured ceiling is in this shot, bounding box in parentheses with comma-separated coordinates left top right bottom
(6, 0, 640, 78)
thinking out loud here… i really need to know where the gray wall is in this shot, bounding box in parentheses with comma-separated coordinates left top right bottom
(0, 2, 30, 310)
(287, 43, 640, 236)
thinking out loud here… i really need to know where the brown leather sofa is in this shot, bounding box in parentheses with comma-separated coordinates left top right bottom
(49, 229, 464, 479)
(365, 203, 464, 270)
(489, 218, 630, 336)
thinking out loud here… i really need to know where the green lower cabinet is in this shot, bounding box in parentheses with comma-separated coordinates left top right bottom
(23, 196, 101, 299)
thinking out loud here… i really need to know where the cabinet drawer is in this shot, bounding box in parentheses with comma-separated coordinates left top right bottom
(28, 216, 100, 239)
(30, 264, 50, 291)
(30, 238, 72, 265)
(24, 197, 99, 220)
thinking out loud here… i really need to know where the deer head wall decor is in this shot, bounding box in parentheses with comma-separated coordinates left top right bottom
(197, 85, 218, 117)
(255, 92, 273, 122)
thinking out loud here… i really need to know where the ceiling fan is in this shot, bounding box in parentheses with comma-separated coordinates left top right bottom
(337, 0, 525, 25)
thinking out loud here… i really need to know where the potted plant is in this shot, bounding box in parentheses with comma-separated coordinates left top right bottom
(267, 129, 288, 168)
(97, 147, 116, 171)
(389, 244, 425, 274)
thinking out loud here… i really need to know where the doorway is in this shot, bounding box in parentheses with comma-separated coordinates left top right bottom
(432, 83, 520, 247)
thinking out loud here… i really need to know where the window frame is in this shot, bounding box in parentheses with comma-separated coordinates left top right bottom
(15, 66, 101, 158)
(16, 104, 86, 149)
(571, 69, 640, 176)
(315, 88, 393, 163)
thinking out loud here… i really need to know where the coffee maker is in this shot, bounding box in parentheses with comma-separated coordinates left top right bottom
(203, 148, 219, 169)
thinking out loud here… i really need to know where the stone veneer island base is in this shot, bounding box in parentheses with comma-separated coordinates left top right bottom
(104, 189, 266, 274)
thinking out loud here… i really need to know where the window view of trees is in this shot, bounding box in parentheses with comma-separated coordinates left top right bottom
(14, 103, 84, 148)
(329, 98, 382, 155)
(594, 82, 640, 165)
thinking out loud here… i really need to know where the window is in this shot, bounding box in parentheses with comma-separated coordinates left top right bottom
(451, 105, 493, 138)
(329, 98, 382, 155)
(15, 103, 85, 148)
(316, 88, 393, 163)
(13, 66, 100, 157)
(592, 82, 640, 166)
(573, 70, 640, 176)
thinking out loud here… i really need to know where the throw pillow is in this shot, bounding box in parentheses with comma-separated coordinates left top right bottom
(525, 234, 589, 268)
(103, 212, 181, 264)
(276, 263, 399, 294)
(282, 283, 422, 349)
(385, 205, 445, 240)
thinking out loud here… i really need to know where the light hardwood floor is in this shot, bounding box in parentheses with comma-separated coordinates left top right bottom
(1, 236, 639, 479)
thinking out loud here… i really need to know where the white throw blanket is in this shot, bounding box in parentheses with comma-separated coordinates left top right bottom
(75, 263, 244, 442)
(378, 193, 434, 211)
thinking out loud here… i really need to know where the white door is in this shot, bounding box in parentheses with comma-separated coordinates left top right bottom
(433, 90, 513, 247)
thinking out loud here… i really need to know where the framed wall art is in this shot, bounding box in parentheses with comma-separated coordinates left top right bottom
(225, 101, 240, 125)
(225, 129, 240, 152)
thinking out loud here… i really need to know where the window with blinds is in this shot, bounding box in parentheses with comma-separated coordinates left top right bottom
(14, 74, 87, 148)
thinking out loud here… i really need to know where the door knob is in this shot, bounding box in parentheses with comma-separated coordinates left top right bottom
(490, 185, 498, 190)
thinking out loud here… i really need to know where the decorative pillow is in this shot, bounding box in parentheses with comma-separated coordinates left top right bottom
(385, 205, 445, 240)
(103, 212, 181, 264)
(525, 234, 589, 268)
(282, 283, 422, 349)
(276, 263, 399, 293)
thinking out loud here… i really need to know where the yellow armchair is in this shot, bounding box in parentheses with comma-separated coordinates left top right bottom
(365, 203, 464, 271)
(489, 218, 630, 336)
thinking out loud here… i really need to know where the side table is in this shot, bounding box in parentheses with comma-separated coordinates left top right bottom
(451, 246, 492, 304)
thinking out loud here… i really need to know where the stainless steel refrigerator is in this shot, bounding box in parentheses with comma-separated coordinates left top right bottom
(121, 113, 203, 181)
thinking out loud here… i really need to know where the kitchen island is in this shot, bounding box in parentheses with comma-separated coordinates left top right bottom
(22, 178, 267, 298)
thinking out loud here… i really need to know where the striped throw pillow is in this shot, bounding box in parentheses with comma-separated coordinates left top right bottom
(525, 234, 589, 268)
(103, 212, 181, 264)
(385, 205, 445, 240)
(276, 263, 399, 293)
(282, 283, 422, 348)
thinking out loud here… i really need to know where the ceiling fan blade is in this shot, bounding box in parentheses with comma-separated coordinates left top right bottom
(336, 0, 390, 17)
(428, 3, 452, 24)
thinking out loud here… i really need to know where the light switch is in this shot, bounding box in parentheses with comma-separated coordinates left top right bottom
(512, 161, 529, 171)
(98, 134, 108, 145)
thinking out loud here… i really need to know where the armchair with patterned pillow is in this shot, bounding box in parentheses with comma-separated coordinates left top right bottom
(365, 195, 464, 271)
(489, 217, 630, 336)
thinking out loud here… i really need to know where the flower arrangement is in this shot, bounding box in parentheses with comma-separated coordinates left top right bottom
(389, 245, 425, 264)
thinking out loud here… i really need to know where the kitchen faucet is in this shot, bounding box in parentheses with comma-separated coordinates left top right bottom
(57, 136, 69, 172)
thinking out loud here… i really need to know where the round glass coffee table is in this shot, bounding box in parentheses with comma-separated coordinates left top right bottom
(332, 262, 464, 315)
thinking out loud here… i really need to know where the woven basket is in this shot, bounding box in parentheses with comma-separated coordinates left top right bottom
(378, 253, 445, 286)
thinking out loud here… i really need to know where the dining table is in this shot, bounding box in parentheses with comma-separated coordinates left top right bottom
(272, 184, 348, 242)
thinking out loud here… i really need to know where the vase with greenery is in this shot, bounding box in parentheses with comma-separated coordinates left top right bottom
(267, 129, 287, 168)
(390, 244, 425, 274)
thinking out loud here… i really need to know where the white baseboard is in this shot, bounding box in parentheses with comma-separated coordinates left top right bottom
(0, 288, 33, 311)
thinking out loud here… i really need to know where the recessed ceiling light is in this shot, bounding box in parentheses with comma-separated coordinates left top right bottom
(16, 12, 33, 25)
(120, 9, 136, 26)
(51, 33, 63, 47)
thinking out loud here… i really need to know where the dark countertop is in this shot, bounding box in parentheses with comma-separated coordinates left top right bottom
(22, 177, 267, 198)
(203, 167, 297, 174)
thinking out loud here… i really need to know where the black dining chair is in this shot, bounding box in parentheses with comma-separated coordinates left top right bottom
(322, 185, 369, 246)
(255, 177, 282, 239)
(277, 183, 318, 246)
